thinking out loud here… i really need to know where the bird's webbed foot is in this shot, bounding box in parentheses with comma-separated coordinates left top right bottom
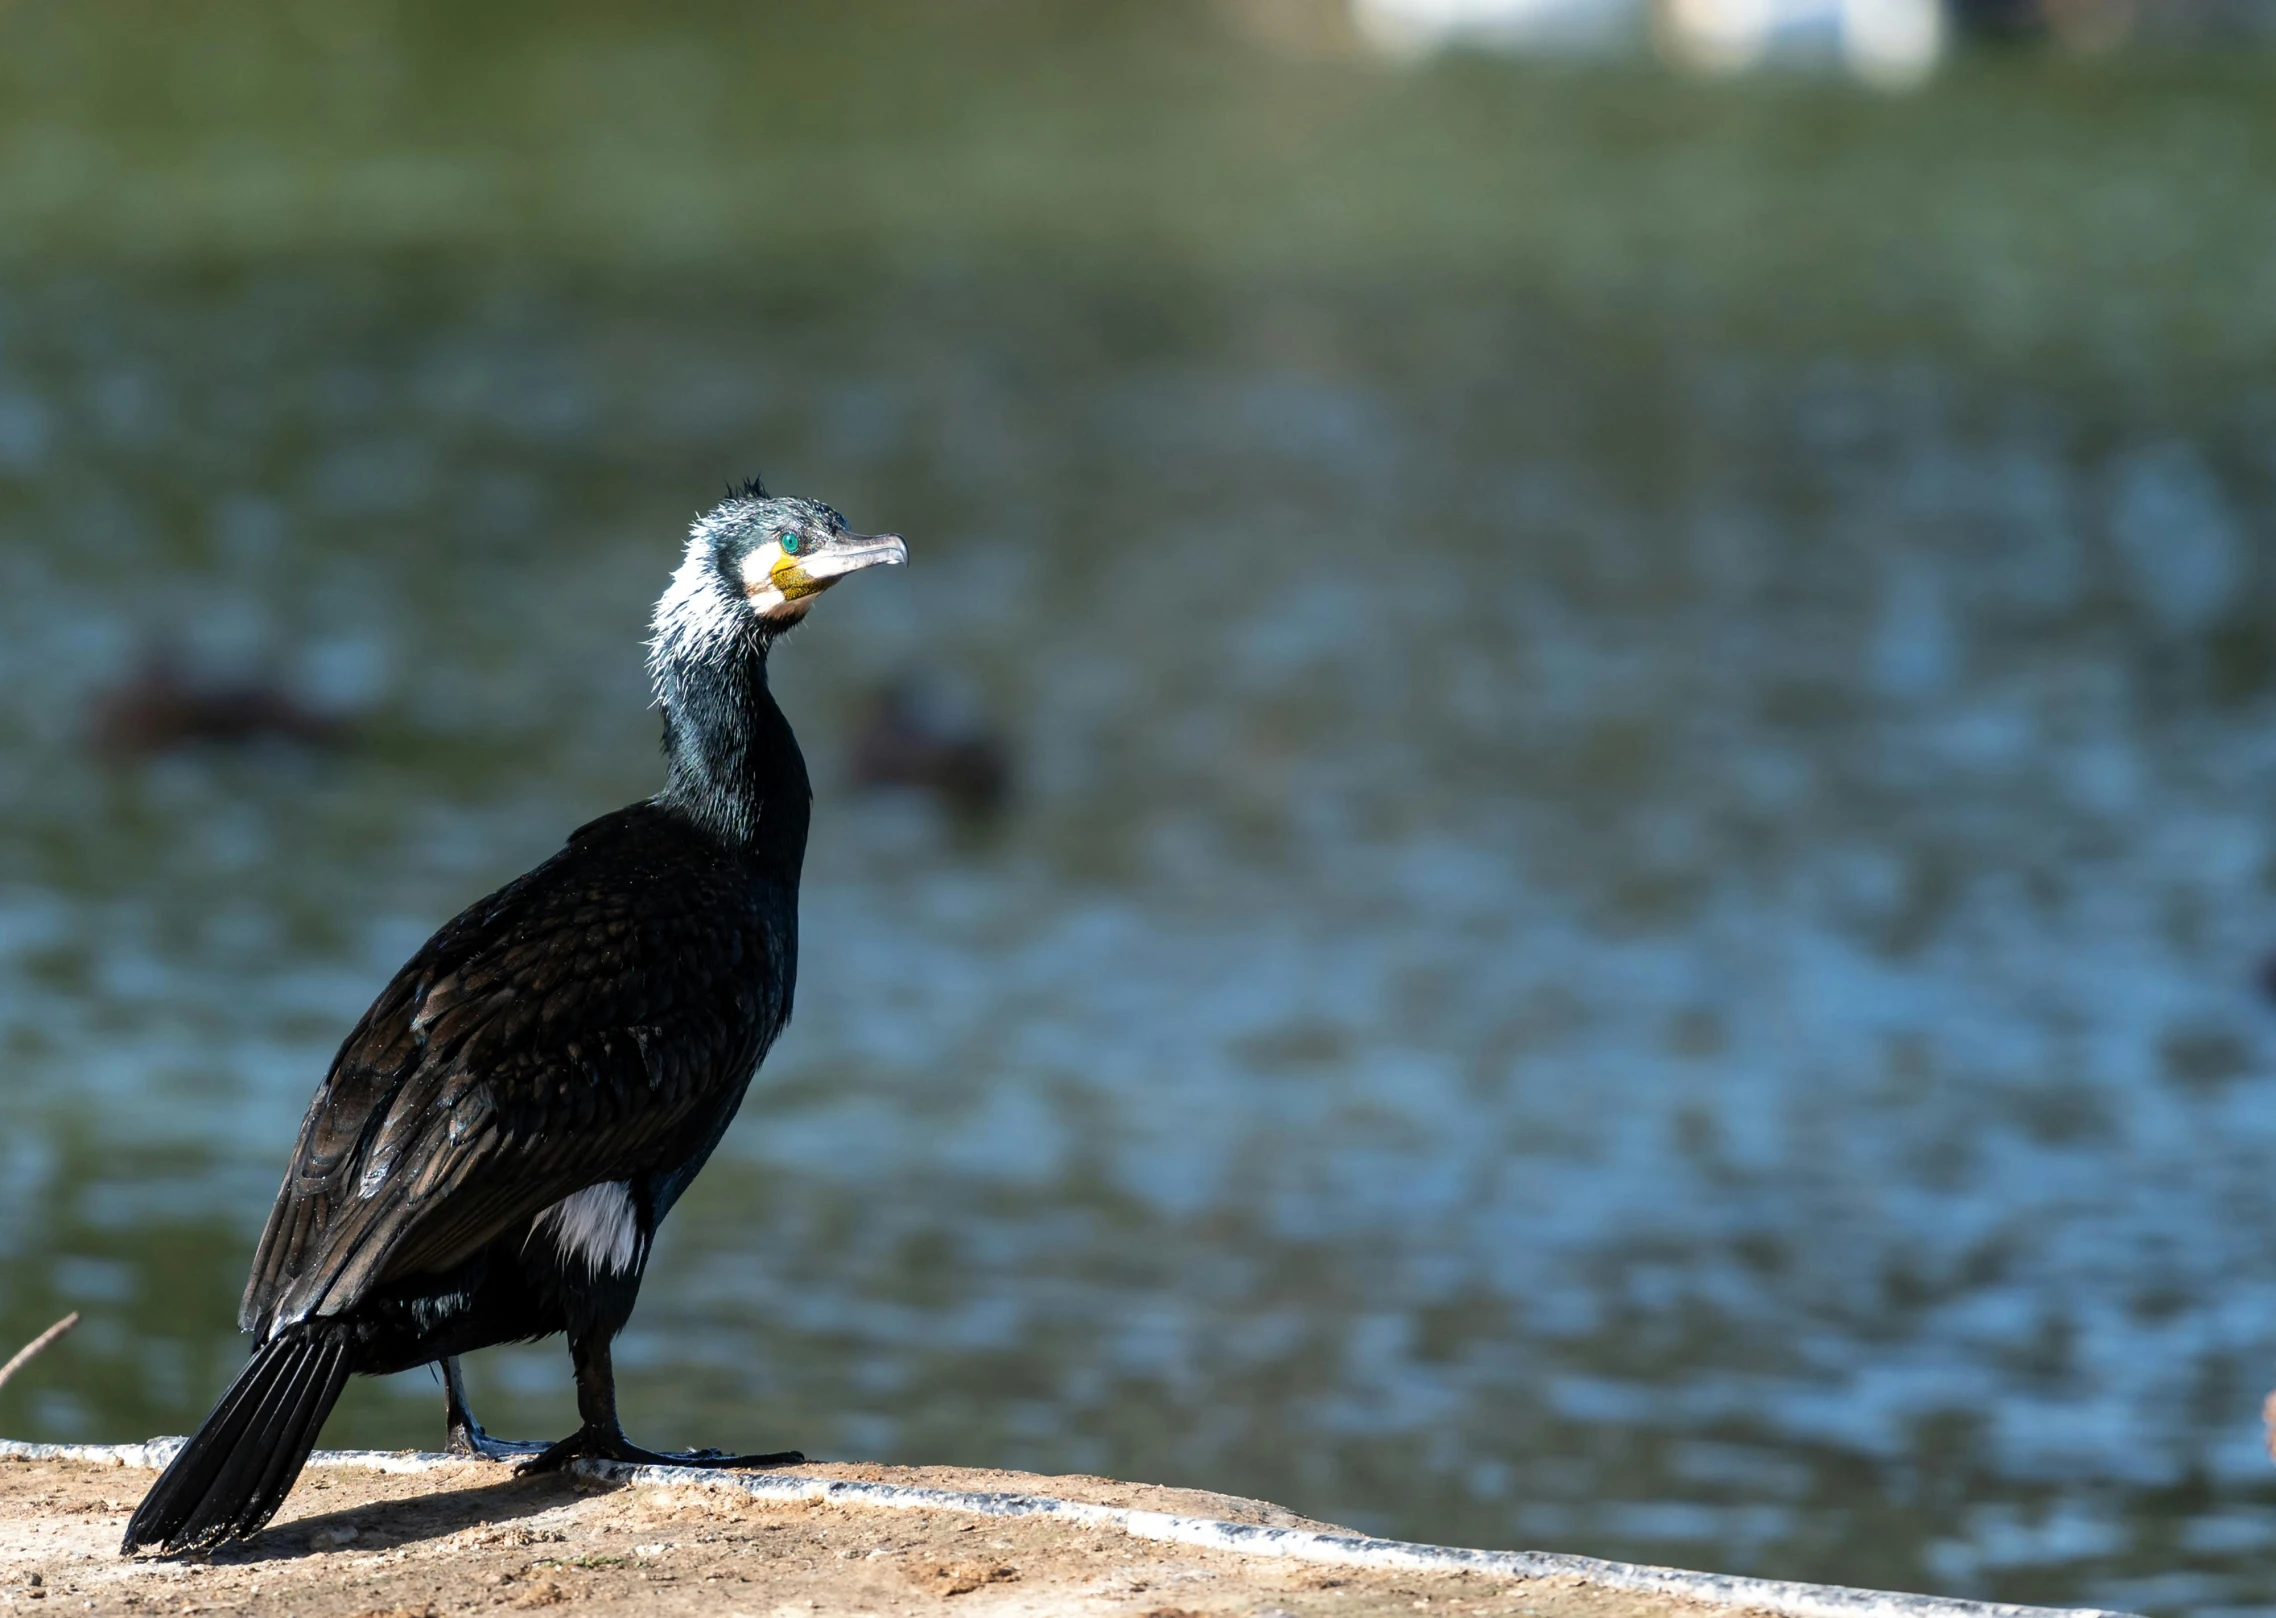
(441, 1356, 552, 1461)
(446, 1415, 553, 1461)
(513, 1424, 804, 1476)
(521, 1333, 804, 1475)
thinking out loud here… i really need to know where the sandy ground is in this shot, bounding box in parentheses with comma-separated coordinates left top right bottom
(0, 1453, 1742, 1618)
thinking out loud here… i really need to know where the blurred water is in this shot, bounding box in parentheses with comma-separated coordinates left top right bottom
(3, 267, 2276, 1616)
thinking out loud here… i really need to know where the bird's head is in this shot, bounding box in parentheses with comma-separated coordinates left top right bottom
(700, 477, 908, 628)
(651, 478, 908, 677)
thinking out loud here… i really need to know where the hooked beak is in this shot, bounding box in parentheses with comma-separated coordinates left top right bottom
(768, 532, 909, 602)
(801, 532, 909, 582)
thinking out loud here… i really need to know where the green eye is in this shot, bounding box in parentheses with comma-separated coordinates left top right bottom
(780, 532, 801, 556)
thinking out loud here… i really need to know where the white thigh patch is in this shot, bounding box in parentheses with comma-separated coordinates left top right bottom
(534, 1181, 643, 1275)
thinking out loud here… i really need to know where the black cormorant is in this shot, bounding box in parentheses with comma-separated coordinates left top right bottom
(122, 481, 906, 1553)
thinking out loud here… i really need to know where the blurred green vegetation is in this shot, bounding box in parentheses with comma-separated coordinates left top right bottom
(2, 0, 2274, 380)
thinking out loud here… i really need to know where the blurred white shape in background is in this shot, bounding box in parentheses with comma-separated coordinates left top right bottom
(1348, 0, 1945, 86)
(1840, 0, 1945, 85)
(1663, 0, 1943, 85)
(1350, 0, 1645, 54)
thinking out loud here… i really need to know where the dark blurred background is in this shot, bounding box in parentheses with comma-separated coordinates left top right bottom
(4, 1, 2276, 1611)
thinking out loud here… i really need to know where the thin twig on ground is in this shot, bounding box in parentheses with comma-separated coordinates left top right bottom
(0, 1314, 81, 1393)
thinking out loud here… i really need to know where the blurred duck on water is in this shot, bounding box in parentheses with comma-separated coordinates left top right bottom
(88, 646, 352, 756)
(846, 675, 1013, 824)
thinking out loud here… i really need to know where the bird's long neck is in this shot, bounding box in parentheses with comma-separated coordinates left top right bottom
(652, 631, 811, 851)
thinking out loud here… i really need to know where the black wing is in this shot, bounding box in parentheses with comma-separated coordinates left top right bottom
(240, 806, 789, 1337)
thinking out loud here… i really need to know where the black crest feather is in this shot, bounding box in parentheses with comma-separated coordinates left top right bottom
(738, 473, 769, 500)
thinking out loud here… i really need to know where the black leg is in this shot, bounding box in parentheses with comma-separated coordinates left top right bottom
(442, 1356, 549, 1460)
(514, 1331, 803, 1475)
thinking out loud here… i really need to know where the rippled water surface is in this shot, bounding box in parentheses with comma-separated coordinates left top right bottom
(5, 15, 2276, 1613)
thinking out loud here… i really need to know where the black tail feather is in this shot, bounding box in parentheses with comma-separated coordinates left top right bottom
(123, 1326, 351, 1553)
(234, 1332, 348, 1536)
